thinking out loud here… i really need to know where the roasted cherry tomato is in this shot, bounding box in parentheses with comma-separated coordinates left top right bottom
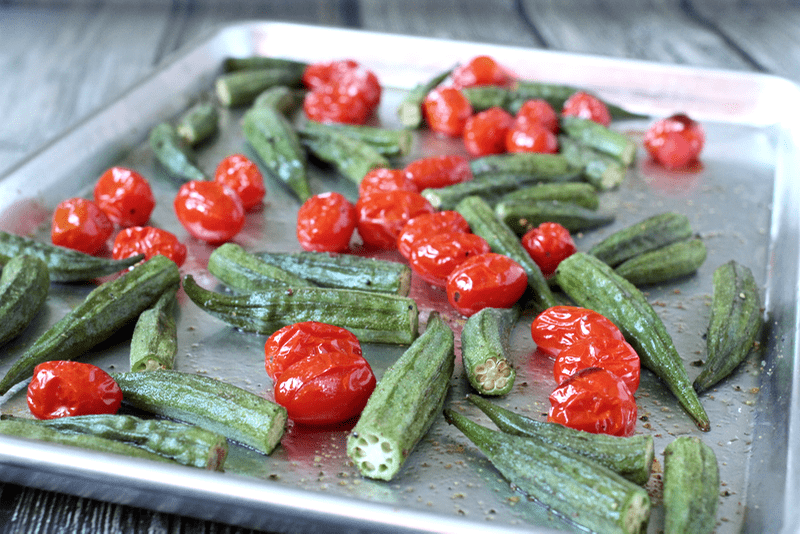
(265, 321, 362, 381)
(531, 305, 625, 357)
(547, 367, 637, 437)
(521, 222, 577, 276)
(561, 91, 611, 127)
(302, 59, 381, 125)
(303, 83, 371, 125)
(505, 121, 559, 153)
(303, 59, 360, 89)
(93, 166, 155, 228)
(173, 180, 245, 244)
(51, 197, 114, 255)
(214, 153, 265, 211)
(112, 226, 187, 267)
(423, 86, 473, 137)
(553, 336, 641, 394)
(643, 113, 705, 170)
(451, 55, 513, 89)
(463, 107, 515, 157)
(27, 361, 123, 420)
(296, 192, 357, 253)
(403, 154, 473, 191)
(514, 99, 559, 133)
(446, 252, 528, 316)
(409, 232, 490, 288)
(358, 167, 418, 198)
(396, 210, 471, 259)
(356, 190, 434, 249)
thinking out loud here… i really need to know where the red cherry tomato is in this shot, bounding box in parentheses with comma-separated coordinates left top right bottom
(505, 122, 559, 154)
(356, 190, 434, 249)
(265, 321, 362, 382)
(463, 107, 515, 157)
(553, 336, 641, 394)
(521, 222, 577, 276)
(409, 232, 491, 288)
(358, 167, 418, 199)
(531, 305, 625, 357)
(446, 252, 528, 316)
(303, 83, 371, 125)
(547, 367, 637, 437)
(451, 55, 513, 89)
(396, 210, 471, 259)
(214, 154, 265, 211)
(403, 154, 473, 191)
(302, 59, 381, 125)
(296, 192, 357, 253)
(423, 87, 473, 137)
(303, 59, 380, 109)
(303, 59, 360, 89)
(173, 180, 245, 244)
(93, 166, 155, 228)
(51, 197, 114, 255)
(27, 361, 123, 420)
(112, 226, 187, 267)
(562, 91, 611, 127)
(643, 113, 705, 170)
(514, 99, 559, 133)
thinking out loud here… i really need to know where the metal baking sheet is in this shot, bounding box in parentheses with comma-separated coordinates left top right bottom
(0, 22, 798, 534)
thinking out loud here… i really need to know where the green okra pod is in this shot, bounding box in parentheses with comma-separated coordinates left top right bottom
(397, 67, 453, 128)
(560, 116, 637, 167)
(176, 101, 219, 146)
(0, 254, 49, 347)
(461, 306, 519, 396)
(216, 68, 305, 107)
(495, 199, 615, 235)
(614, 237, 707, 286)
(208, 243, 316, 293)
(299, 128, 389, 185)
(663, 436, 719, 534)
(149, 122, 206, 182)
(130, 284, 180, 372)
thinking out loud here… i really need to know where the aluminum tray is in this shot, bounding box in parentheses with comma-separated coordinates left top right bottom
(0, 22, 798, 534)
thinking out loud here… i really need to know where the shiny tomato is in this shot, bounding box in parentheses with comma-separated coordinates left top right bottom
(302, 59, 381, 124)
(463, 107, 515, 157)
(403, 154, 473, 191)
(303, 59, 360, 89)
(173, 180, 244, 244)
(514, 99, 559, 133)
(356, 190, 434, 249)
(423, 86, 473, 137)
(396, 210, 470, 259)
(409, 232, 490, 288)
(112, 226, 187, 267)
(214, 154, 265, 211)
(51, 197, 114, 255)
(303, 83, 371, 125)
(27, 361, 122, 420)
(296, 192, 357, 252)
(643, 113, 705, 170)
(521, 222, 577, 276)
(531, 305, 625, 357)
(446, 252, 528, 316)
(561, 91, 611, 127)
(358, 167, 418, 198)
(93, 166, 155, 228)
(451, 55, 513, 88)
(547, 367, 637, 437)
(505, 121, 559, 153)
(553, 336, 641, 394)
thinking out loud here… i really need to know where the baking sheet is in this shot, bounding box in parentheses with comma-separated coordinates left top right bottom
(0, 21, 798, 534)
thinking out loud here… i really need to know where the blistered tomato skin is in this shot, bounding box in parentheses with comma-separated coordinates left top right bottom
(547, 367, 637, 437)
(93, 166, 156, 228)
(27, 361, 123, 420)
(358, 167, 418, 198)
(296, 192, 357, 253)
(214, 154, 265, 211)
(303, 84, 371, 125)
(409, 232, 491, 288)
(505, 122, 559, 154)
(553, 336, 641, 394)
(531, 305, 625, 357)
(562, 91, 612, 127)
(302, 59, 381, 125)
(51, 197, 114, 255)
(112, 226, 187, 267)
(446, 252, 528, 316)
(643, 113, 705, 170)
(514, 99, 560, 133)
(173, 180, 245, 244)
(463, 107, 515, 157)
(356, 190, 434, 249)
(404, 154, 473, 191)
(521, 222, 577, 276)
(397, 210, 471, 259)
(423, 87, 473, 137)
(451, 55, 514, 89)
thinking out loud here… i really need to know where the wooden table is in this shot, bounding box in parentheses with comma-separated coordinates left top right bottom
(0, 1, 797, 532)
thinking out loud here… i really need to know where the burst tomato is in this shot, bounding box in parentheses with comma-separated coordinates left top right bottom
(214, 154, 265, 211)
(643, 113, 705, 170)
(403, 154, 473, 190)
(358, 167, 418, 198)
(462, 107, 515, 157)
(553, 336, 641, 394)
(423, 86, 473, 137)
(562, 91, 611, 127)
(27, 361, 123, 420)
(547, 367, 637, 437)
(446, 252, 528, 316)
(356, 190, 434, 249)
(521, 222, 577, 276)
(302, 59, 381, 125)
(514, 99, 559, 133)
(296, 192, 357, 252)
(531, 305, 625, 357)
(51, 197, 114, 255)
(173, 180, 245, 244)
(451, 55, 513, 88)
(396, 210, 471, 259)
(505, 121, 559, 153)
(409, 232, 491, 288)
(93, 166, 155, 228)
(303, 83, 371, 125)
(112, 226, 187, 267)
